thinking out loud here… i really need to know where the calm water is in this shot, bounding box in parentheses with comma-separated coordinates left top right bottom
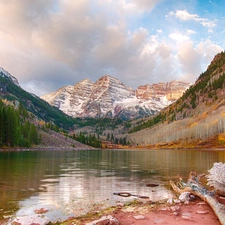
(0, 149, 225, 222)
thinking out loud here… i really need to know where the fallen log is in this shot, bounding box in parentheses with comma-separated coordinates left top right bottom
(170, 168, 225, 225)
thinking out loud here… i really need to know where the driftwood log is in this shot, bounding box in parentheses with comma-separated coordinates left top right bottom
(170, 162, 225, 225)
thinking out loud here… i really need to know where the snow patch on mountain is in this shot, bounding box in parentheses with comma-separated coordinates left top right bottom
(0, 67, 20, 86)
(41, 75, 191, 120)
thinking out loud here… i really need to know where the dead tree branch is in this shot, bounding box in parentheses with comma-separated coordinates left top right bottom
(170, 170, 225, 225)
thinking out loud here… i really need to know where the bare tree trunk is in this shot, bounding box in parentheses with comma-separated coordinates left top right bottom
(170, 171, 225, 225)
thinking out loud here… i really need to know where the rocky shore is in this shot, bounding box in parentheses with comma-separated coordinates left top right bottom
(52, 197, 221, 225)
(6, 198, 220, 225)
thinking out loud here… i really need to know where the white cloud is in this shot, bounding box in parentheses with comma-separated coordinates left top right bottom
(169, 10, 198, 21)
(157, 29, 163, 34)
(186, 29, 196, 35)
(168, 10, 216, 28)
(169, 32, 190, 43)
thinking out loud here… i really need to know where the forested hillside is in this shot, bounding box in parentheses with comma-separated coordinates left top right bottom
(0, 72, 126, 148)
(128, 51, 225, 148)
(0, 99, 39, 147)
(0, 75, 75, 129)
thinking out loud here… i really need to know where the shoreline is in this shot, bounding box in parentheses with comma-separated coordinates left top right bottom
(1, 146, 225, 152)
(50, 197, 221, 225)
(3, 194, 222, 225)
(0, 146, 97, 152)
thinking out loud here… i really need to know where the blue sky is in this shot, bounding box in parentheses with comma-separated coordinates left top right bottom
(0, 0, 224, 96)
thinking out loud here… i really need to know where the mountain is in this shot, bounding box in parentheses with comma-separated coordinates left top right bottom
(0, 67, 20, 87)
(136, 80, 190, 101)
(41, 75, 191, 120)
(0, 68, 74, 129)
(0, 68, 129, 147)
(128, 51, 225, 148)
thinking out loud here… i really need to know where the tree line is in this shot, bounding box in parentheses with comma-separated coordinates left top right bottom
(105, 133, 129, 145)
(71, 132, 101, 148)
(0, 100, 40, 147)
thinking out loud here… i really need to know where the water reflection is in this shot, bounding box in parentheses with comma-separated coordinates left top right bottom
(0, 149, 225, 221)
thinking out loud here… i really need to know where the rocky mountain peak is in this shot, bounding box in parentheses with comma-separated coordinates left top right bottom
(41, 74, 190, 120)
(93, 74, 126, 90)
(75, 78, 93, 86)
(73, 78, 94, 94)
(136, 80, 191, 101)
(89, 74, 134, 101)
(96, 74, 112, 83)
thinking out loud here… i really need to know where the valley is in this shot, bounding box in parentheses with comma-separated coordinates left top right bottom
(1, 52, 225, 150)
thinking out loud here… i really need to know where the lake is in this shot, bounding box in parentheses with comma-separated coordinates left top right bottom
(0, 149, 225, 222)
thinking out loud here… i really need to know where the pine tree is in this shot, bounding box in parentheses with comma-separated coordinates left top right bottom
(0, 99, 39, 147)
(28, 124, 39, 145)
(0, 107, 3, 146)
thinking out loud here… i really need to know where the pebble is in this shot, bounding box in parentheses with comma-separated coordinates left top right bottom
(85, 215, 119, 225)
(181, 212, 192, 220)
(197, 201, 206, 206)
(196, 210, 208, 214)
(173, 211, 179, 216)
(116, 202, 124, 207)
(173, 199, 180, 203)
(159, 207, 170, 211)
(34, 208, 49, 214)
(182, 215, 192, 220)
(133, 215, 145, 220)
(170, 206, 180, 212)
(167, 198, 173, 204)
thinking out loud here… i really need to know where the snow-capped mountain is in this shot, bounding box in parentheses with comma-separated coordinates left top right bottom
(0, 67, 20, 86)
(41, 75, 191, 120)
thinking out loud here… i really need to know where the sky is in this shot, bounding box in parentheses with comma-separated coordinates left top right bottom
(0, 0, 224, 96)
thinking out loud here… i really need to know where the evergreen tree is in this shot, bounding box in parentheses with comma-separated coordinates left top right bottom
(0, 107, 3, 146)
(29, 124, 39, 145)
(110, 134, 114, 142)
(0, 99, 39, 147)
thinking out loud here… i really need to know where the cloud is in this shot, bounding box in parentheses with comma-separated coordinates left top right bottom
(0, 0, 55, 38)
(177, 41, 202, 79)
(169, 32, 190, 43)
(0, 1, 223, 96)
(176, 40, 223, 82)
(168, 10, 216, 28)
(31, 1, 164, 85)
(130, 0, 161, 12)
